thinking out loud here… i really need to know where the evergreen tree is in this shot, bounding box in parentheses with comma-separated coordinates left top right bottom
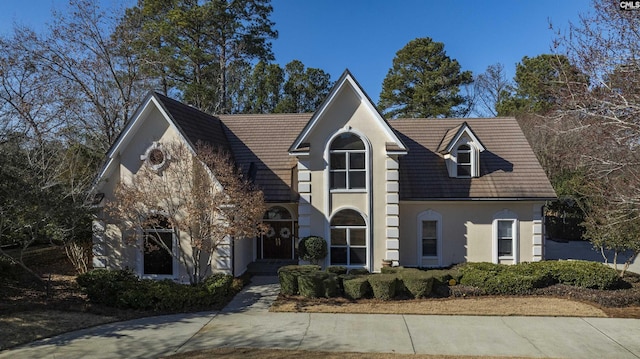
(378, 37, 473, 118)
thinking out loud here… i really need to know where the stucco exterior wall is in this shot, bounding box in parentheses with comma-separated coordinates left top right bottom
(295, 83, 400, 272)
(399, 201, 546, 267)
(94, 103, 231, 282)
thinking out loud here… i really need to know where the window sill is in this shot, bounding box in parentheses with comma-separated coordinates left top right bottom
(330, 189, 367, 193)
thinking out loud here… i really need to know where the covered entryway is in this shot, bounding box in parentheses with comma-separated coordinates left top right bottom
(258, 206, 297, 260)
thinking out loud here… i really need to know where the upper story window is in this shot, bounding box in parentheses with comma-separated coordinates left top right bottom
(329, 133, 366, 190)
(456, 144, 472, 177)
(437, 123, 485, 179)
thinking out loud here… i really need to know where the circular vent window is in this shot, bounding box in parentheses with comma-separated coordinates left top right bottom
(140, 142, 170, 172)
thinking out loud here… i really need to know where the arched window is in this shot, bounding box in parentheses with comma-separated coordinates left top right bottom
(456, 144, 472, 177)
(263, 206, 292, 220)
(330, 209, 367, 266)
(142, 215, 175, 276)
(329, 133, 366, 190)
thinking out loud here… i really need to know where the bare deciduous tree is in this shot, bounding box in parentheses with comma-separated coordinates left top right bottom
(551, 0, 640, 271)
(106, 141, 267, 283)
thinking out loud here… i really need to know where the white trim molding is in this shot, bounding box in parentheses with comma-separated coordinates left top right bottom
(417, 209, 443, 267)
(492, 209, 519, 264)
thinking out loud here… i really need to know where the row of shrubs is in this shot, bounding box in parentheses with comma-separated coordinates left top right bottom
(278, 265, 461, 300)
(460, 260, 622, 294)
(278, 260, 622, 300)
(76, 269, 239, 311)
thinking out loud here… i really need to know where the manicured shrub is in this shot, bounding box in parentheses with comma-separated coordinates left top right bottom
(204, 273, 234, 296)
(401, 271, 434, 298)
(348, 268, 369, 275)
(381, 266, 405, 274)
(298, 236, 327, 264)
(368, 274, 398, 300)
(327, 266, 348, 275)
(323, 273, 341, 298)
(76, 269, 138, 306)
(426, 269, 462, 287)
(343, 276, 372, 299)
(277, 265, 321, 295)
(76, 270, 237, 311)
(298, 271, 327, 298)
(547, 260, 621, 289)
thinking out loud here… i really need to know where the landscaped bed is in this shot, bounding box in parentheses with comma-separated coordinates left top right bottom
(272, 261, 640, 318)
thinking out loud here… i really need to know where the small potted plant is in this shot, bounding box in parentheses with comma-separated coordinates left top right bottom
(298, 236, 327, 266)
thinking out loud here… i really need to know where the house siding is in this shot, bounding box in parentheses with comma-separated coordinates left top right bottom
(399, 201, 546, 267)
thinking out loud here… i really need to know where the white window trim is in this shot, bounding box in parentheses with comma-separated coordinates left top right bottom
(453, 139, 480, 178)
(325, 129, 371, 193)
(417, 210, 443, 267)
(136, 227, 179, 280)
(328, 207, 369, 269)
(492, 209, 519, 264)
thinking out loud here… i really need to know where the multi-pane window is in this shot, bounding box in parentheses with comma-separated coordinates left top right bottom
(497, 220, 514, 257)
(456, 144, 472, 177)
(330, 209, 367, 266)
(329, 133, 366, 190)
(421, 220, 438, 257)
(143, 216, 174, 276)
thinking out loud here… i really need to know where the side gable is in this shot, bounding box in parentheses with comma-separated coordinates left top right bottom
(92, 92, 229, 192)
(289, 69, 407, 155)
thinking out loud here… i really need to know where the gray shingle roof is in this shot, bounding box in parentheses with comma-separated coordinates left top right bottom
(392, 118, 556, 199)
(155, 94, 555, 201)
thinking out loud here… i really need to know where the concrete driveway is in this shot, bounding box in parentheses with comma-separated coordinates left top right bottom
(2, 276, 640, 359)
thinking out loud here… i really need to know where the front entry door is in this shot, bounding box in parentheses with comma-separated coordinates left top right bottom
(262, 221, 294, 259)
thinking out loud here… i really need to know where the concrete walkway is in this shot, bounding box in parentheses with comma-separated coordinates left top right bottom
(2, 276, 640, 359)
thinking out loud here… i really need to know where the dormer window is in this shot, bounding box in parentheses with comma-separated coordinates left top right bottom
(437, 122, 486, 179)
(456, 144, 472, 177)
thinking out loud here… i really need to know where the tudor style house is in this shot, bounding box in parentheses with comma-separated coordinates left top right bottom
(92, 70, 556, 280)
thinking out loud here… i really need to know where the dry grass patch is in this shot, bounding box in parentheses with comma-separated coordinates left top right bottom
(0, 310, 118, 349)
(271, 296, 607, 317)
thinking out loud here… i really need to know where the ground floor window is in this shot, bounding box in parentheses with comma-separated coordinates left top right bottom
(330, 209, 367, 266)
(417, 210, 442, 267)
(493, 210, 518, 263)
(421, 221, 438, 257)
(142, 216, 175, 276)
(497, 220, 514, 257)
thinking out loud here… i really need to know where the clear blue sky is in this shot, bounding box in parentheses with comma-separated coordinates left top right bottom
(0, 0, 593, 104)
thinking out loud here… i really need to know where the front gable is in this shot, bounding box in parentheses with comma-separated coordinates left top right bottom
(93, 93, 193, 194)
(289, 70, 407, 156)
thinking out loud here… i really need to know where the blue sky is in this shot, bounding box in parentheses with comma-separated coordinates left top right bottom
(0, 0, 593, 104)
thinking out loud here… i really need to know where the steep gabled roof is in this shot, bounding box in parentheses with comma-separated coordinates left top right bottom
(289, 69, 407, 155)
(390, 118, 556, 200)
(93, 92, 230, 192)
(436, 121, 486, 154)
(153, 92, 230, 152)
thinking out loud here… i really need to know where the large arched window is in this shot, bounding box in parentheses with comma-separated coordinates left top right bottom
(330, 209, 367, 266)
(142, 215, 175, 276)
(329, 133, 366, 190)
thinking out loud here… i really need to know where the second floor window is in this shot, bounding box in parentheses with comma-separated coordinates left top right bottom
(456, 144, 472, 177)
(329, 133, 366, 190)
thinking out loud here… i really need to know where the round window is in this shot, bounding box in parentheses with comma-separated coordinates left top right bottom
(140, 142, 171, 173)
(148, 148, 165, 166)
